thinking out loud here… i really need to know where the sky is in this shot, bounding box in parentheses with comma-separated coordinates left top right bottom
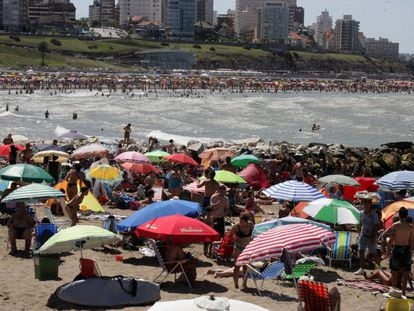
(72, 0, 414, 53)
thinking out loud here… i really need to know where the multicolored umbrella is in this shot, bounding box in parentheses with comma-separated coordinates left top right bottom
(236, 224, 336, 266)
(0, 164, 54, 183)
(303, 198, 361, 225)
(165, 153, 198, 166)
(318, 174, 360, 186)
(263, 180, 326, 202)
(115, 151, 151, 163)
(145, 150, 170, 163)
(89, 164, 121, 183)
(213, 170, 246, 184)
(231, 154, 260, 168)
(117, 200, 201, 232)
(71, 144, 109, 160)
(1, 183, 65, 202)
(376, 170, 414, 190)
(135, 215, 220, 244)
(121, 162, 161, 174)
(199, 147, 235, 168)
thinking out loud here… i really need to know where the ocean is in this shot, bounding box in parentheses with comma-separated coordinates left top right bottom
(1, 90, 413, 148)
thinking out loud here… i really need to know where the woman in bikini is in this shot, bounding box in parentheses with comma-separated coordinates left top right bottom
(229, 212, 254, 289)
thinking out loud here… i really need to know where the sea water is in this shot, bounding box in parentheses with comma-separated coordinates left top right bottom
(1, 90, 413, 148)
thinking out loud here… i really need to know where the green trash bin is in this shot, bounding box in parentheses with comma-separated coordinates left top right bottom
(34, 254, 59, 280)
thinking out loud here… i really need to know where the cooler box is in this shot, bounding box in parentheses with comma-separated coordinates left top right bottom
(34, 254, 59, 280)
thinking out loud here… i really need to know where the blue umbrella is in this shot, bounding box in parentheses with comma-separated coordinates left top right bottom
(252, 216, 331, 238)
(263, 180, 326, 202)
(376, 170, 414, 190)
(117, 199, 202, 232)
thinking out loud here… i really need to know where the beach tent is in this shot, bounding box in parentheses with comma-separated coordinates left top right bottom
(54, 180, 104, 213)
(238, 163, 269, 190)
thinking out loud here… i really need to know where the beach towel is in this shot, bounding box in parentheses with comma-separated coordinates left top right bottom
(337, 279, 391, 294)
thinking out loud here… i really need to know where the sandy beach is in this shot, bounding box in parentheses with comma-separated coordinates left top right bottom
(0, 203, 387, 311)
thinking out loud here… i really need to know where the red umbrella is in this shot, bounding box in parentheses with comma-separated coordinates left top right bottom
(0, 144, 24, 158)
(135, 214, 220, 244)
(165, 153, 198, 166)
(122, 162, 161, 174)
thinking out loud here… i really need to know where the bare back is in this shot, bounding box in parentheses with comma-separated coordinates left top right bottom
(391, 222, 414, 247)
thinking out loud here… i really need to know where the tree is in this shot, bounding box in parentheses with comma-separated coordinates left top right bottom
(38, 41, 48, 67)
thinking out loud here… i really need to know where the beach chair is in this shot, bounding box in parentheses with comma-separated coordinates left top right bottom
(147, 239, 192, 288)
(245, 261, 285, 296)
(297, 280, 337, 311)
(103, 215, 119, 233)
(79, 258, 102, 278)
(282, 262, 316, 281)
(211, 230, 234, 262)
(378, 298, 413, 311)
(34, 223, 58, 249)
(326, 231, 352, 269)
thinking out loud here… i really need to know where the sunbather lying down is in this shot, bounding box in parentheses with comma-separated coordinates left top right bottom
(206, 261, 269, 278)
(364, 269, 413, 289)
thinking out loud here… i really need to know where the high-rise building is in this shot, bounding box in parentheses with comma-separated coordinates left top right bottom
(334, 15, 360, 52)
(365, 37, 399, 59)
(165, 0, 196, 39)
(2, 0, 28, 32)
(0, 0, 3, 30)
(315, 9, 332, 47)
(196, 0, 213, 25)
(89, 0, 116, 26)
(290, 6, 303, 31)
(28, 0, 76, 26)
(235, 0, 262, 38)
(119, 0, 162, 26)
(259, 0, 289, 43)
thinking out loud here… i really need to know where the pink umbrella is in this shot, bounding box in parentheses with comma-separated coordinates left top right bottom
(236, 224, 336, 266)
(71, 144, 109, 160)
(121, 162, 161, 174)
(115, 151, 151, 163)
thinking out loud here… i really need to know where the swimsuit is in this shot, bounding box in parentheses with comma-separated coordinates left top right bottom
(390, 245, 412, 271)
(234, 224, 253, 252)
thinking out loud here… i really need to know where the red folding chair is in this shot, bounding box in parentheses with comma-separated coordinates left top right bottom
(79, 258, 102, 278)
(298, 280, 339, 311)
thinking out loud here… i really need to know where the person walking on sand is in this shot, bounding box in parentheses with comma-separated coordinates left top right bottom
(123, 123, 131, 145)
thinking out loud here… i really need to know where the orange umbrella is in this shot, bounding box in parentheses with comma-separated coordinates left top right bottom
(382, 199, 414, 228)
(199, 147, 235, 168)
(290, 202, 310, 219)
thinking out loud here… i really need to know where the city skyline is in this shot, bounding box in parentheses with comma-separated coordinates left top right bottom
(71, 0, 414, 53)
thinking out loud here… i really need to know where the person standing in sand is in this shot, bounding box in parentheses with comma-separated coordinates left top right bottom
(197, 168, 220, 209)
(65, 163, 85, 201)
(123, 123, 131, 145)
(66, 187, 89, 226)
(388, 207, 414, 296)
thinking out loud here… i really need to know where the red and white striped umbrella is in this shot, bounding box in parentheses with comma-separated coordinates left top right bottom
(236, 223, 336, 266)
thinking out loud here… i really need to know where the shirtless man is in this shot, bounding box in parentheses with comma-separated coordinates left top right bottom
(197, 169, 220, 209)
(209, 185, 230, 237)
(388, 207, 414, 295)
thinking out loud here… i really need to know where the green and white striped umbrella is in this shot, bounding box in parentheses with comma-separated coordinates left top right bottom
(1, 183, 65, 202)
(303, 198, 361, 225)
(37, 225, 121, 255)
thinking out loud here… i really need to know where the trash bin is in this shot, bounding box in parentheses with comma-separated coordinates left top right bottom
(34, 254, 59, 280)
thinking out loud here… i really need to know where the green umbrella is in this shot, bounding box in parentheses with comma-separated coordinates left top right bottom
(303, 198, 361, 225)
(214, 170, 246, 184)
(231, 154, 260, 168)
(37, 225, 121, 255)
(1, 183, 65, 202)
(318, 174, 360, 186)
(0, 164, 54, 183)
(145, 150, 170, 163)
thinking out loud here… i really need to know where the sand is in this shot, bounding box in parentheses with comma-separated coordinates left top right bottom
(0, 205, 384, 311)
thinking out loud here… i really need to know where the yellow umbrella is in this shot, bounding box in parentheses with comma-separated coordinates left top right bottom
(89, 165, 120, 182)
(31, 150, 70, 164)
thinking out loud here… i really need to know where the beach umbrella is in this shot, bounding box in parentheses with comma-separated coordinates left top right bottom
(231, 154, 260, 168)
(0, 144, 24, 158)
(382, 198, 414, 229)
(290, 202, 310, 219)
(0, 164, 54, 183)
(58, 130, 88, 141)
(303, 198, 361, 225)
(145, 150, 170, 163)
(117, 200, 201, 232)
(31, 150, 70, 164)
(318, 174, 360, 187)
(252, 216, 331, 238)
(1, 183, 65, 202)
(71, 144, 109, 160)
(354, 177, 379, 192)
(37, 225, 121, 255)
(135, 215, 220, 244)
(121, 162, 161, 174)
(263, 180, 326, 202)
(199, 147, 235, 168)
(11, 134, 29, 144)
(115, 151, 151, 163)
(236, 224, 336, 266)
(148, 296, 269, 311)
(213, 170, 246, 184)
(376, 170, 414, 190)
(89, 164, 121, 183)
(34, 144, 64, 152)
(165, 153, 198, 166)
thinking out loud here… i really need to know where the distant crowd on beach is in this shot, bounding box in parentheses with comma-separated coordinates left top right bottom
(0, 73, 413, 95)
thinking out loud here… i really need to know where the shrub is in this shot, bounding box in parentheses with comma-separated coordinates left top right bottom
(9, 35, 20, 42)
(293, 52, 299, 59)
(193, 44, 201, 49)
(161, 42, 169, 46)
(50, 38, 61, 46)
(243, 45, 250, 50)
(88, 45, 98, 49)
(209, 47, 216, 51)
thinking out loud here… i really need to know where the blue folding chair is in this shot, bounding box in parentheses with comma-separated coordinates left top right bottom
(245, 261, 285, 296)
(35, 223, 58, 249)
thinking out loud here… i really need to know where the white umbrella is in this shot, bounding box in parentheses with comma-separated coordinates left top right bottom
(148, 295, 269, 311)
(12, 134, 29, 144)
(71, 144, 109, 160)
(31, 150, 70, 164)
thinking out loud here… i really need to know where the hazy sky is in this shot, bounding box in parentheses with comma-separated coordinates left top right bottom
(72, 0, 414, 53)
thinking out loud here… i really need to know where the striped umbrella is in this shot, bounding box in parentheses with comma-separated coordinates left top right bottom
(263, 180, 326, 202)
(376, 170, 414, 190)
(303, 198, 361, 225)
(1, 183, 66, 202)
(236, 224, 336, 266)
(0, 164, 54, 183)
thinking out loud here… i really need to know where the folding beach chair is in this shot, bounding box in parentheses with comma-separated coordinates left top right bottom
(282, 262, 316, 281)
(79, 258, 102, 279)
(326, 231, 352, 269)
(147, 239, 193, 288)
(211, 230, 234, 262)
(297, 280, 338, 311)
(34, 223, 58, 249)
(245, 261, 285, 296)
(102, 215, 119, 233)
